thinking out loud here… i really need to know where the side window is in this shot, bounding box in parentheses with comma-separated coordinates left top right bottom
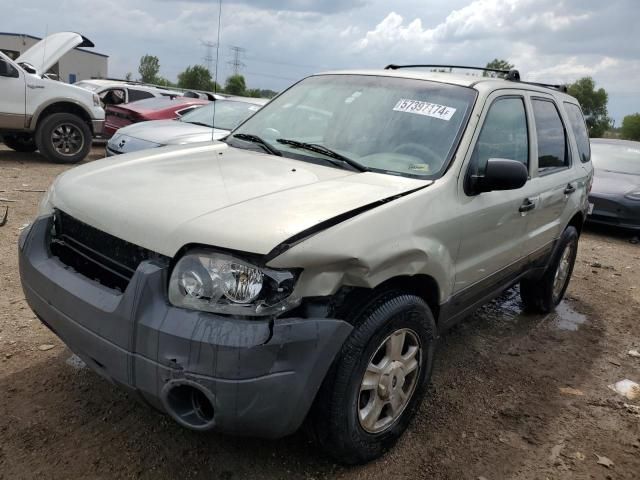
(469, 97, 529, 177)
(100, 88, 126, 106)
(128, 89, 155, 102)
(564, 103, 590, 163)
(0, 58, 18, 78)
(532, 99, 568, 170)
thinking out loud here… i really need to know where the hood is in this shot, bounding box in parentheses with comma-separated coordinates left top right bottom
(114, 120, 229, 146)
(51, 143, 428, 257)
(17, 32, 94, 76)
(592, 169, 640, 196)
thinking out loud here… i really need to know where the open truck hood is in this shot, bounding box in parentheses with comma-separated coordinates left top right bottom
(17, 32, 94, 76)
(50, 143, 429, 257)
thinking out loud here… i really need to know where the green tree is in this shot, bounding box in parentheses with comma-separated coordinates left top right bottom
(483, 59, 514, 78)
(177, 65, 218, 91)
(224, 74, 247, 96)
(138, 55, 160, 84)
(567, 77, 611, 138)
(124, 72, 133, 81)
(621, 113, 640, 141)
(154, 76, 176, 88)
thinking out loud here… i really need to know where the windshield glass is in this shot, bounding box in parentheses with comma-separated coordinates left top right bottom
(230, 74, 476, 178)
(591, 141, 640, 175)
(180, 100, 261, 130)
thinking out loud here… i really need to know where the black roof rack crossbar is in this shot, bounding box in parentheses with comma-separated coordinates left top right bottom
(384, 64, 570, 92)
(517, 80, 568, 93)
(384, 64, 521, 81)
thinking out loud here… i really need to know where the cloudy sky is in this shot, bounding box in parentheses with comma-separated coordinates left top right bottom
(4, 0, 639, 122)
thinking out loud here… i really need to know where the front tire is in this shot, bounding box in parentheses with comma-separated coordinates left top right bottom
(35, 113, 92, 164)
(2, 133, 37, 152)
(520, 226, 579, 313)
(310, 292, 437, 465)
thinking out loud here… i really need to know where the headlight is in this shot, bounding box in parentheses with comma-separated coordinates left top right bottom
(93, 93, 101, 107)
(625, 190, 640, 201)
(168, 251, 299, 316)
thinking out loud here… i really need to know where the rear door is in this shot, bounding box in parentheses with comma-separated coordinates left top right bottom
(0, 54, 26, 129)
(454, 91, 538, 296)
(520, 94, 583, 257)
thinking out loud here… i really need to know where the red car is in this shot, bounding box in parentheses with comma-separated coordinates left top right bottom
(104, 97, 210, 138)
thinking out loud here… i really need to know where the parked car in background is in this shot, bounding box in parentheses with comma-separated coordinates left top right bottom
(587, 138, 640, 230)
(104, 97, 210, 138)
(75, 79, 182, 108)
(0, 32, 104, 163)
(106, 97, 267, 156)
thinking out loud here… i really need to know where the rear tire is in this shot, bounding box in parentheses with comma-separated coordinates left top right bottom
(35, 113, 92, 164)
(309, 291, 437, 465)
(520, 226, 578, 313)
(2, 133, 37, 152)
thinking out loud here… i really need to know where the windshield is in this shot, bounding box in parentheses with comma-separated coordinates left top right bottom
(591, 141, 640, 175)
(180, 100, 261, 130)
(229, 74, 476, 178)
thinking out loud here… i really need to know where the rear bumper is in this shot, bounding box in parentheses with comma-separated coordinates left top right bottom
(19, 216, 352, 438)
(587, 194, 640, 230)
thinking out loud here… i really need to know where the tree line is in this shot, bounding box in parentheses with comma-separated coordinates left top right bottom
(134, 54, 278, 98)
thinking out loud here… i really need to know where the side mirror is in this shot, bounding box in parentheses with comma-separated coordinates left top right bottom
(472, 158, 528, 194)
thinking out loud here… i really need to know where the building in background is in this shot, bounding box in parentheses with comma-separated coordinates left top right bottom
(0, 32, 108, 83)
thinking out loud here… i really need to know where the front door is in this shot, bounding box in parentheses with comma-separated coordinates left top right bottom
(0, 54, 26, 129)
(453, 92, 538, 302)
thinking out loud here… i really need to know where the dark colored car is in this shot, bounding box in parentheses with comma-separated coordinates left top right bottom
(104, 97, 210, 138)
(588, 139, 640, 230)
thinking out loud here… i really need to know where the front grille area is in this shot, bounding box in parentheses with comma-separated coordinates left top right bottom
(50, 210, 166, 292)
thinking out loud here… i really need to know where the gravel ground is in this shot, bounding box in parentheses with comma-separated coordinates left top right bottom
(1, 144, 639, 479)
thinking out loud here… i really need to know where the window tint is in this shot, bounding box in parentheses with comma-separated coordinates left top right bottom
(0, 58, 18, 77)
(469, 97, 528, 177)
(532, 99, 568, 169)
(564, 103, 590, 163)
(128, 89, 155, 102)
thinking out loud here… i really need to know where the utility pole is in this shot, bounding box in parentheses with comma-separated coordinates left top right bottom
(227, 46, 246, 76)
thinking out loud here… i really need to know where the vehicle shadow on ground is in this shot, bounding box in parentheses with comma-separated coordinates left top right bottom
(0, 144, 105, 166)
(583, 222, 639, 242)
(0, 288, 602, 479)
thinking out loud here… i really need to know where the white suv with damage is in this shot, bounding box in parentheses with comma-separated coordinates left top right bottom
(19, 65, 593, 464)
(0, 32, 104, 163)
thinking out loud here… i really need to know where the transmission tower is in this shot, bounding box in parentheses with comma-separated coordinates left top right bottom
(227, 46, 246, 76)
(202, 40, 217, 77)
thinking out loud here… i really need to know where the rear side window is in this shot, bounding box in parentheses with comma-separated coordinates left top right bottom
(532, 99, 568, 170)
(564, 103, 590, 163)
(128, 89, 155, 102)
(469, 96, 529, 177)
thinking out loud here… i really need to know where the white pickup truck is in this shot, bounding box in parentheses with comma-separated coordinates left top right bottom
(0, 32, 105, 163)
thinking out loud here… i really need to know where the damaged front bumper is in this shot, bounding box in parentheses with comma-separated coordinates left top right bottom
(18, 216, 352, 438)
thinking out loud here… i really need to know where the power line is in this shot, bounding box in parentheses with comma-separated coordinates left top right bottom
(227, 45, 246, 76)
(202, 40, 217, 77)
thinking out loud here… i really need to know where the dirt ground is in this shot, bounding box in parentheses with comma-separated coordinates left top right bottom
(1, 144, 639, 480)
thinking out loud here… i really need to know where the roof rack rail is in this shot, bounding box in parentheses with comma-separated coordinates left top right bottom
(384, 64, 521, 81)
(384, 64, 569, 93)
(517, 80, 568, 93)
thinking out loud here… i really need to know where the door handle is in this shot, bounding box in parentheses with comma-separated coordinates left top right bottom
(564, 183, 576, 194)
(519, 198, 536, 213)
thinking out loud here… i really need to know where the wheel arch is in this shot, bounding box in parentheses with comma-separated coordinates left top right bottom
(567, 211, 585, 236)
(331, 274, 442, 325)
(31, 100, 94, 133)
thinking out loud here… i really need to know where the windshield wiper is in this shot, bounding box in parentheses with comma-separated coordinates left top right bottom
(232, 133, 282, 156)
(276, 139, 368, 172)
(185, 121, 212, 128)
